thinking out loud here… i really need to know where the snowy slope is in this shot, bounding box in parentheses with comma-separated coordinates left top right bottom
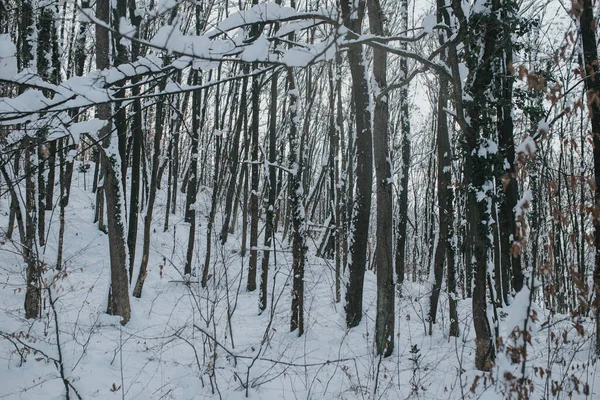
(0, 162, 598, 399)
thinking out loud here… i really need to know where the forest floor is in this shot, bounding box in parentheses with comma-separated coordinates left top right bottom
(0, 162, 599, 399)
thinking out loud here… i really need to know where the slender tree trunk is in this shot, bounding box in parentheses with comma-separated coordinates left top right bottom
(497, 9, 523, 297)
(184, 73, 201, 276)
(97, 0, 130, 325)
(260, 66, 279, 311)
(111, 0, 129, 192)
(57, 138, 74, 270)
(579, 0, 600, 354)
(395, 0, 411, 287)
(133, 73, 168, 297)
(36, 133, 46, 246)
(6, 154, 19, 239)
(248, 65, 261, 292)
(342, 0, 373, 329)
(24, 141, 40, 319)
(127, 0, 143, 280)
(221, 75, 249, 244)
(429, 72, 452, 332)
(436, 0, 459, 337)
(368, 0, 394, 357)
(45, 140, 56, 210)
(164, 135, 173, 232)
(202, 68, 223, 288)
(288, 68, 306, 336)
(327, 62, 341, 303)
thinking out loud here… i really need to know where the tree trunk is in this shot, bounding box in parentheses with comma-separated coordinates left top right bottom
(23, 142, 40, 319)
(448, 0, 498, 370)
(260, 66, 279, 311)
(429, 73, 452, 332)
(395, 0, 411, 287)
(248, 67, 261, 292)
(497, 7, 523, 297)
(342, 0, 373, 329)
(288, 68, 306, 336)
(127, 0, 143, 280)
(579, 0, 600, 354)
(220, 75, 249, 244)
(431, 0, 458, 337)
(368, 0, 394, 357)
(184, 72, 201, 277)
(6, 154, 20, 239)
(202, 68, 223, 288)
(133, 73, 168, 297)
(57, 138, 74, 270)
(327, 62, 341, 303)
(97, 0, 130, 325)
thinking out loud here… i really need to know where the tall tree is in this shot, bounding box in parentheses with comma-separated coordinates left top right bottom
(342, 0, 373, 329)
(497, 0, 523, 300)
(579, 0, 600, 354)
(395, 0, 411, 287)
(449, 0, 500, 370)
(127, 0, 144, 279)
(368, 0, 394, 357)
(287, 68, 306, 336)
(430, 0, 459, 338)
(260, 63, 279, 311)
(97, 0, 130, 325)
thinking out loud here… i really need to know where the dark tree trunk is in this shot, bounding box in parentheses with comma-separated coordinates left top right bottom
(368, 0, 394, 357)
(260, 67, 279, 311)
(111, 0, 129, 192)
(341, 0, 373, 329)
(133, 73, 168, 297)
(429, 73, 452, 332)
(327, 62, 341, 303)
(248, 69, 260, 292)
(57, 138, 74, 270)
(36, 134, 46, 246)
(395, 0, 411, 287)
(497, 8, 523, 297)
(45, 140, 56, 210)
(184, 72, 202, 276)
(127, 0, 143, 280)
(97, 0, 130, 325)
(221, 75, 249, 244)
(579, 0, 600, 354)
(448, 0, 499, 370)
(24, 141, 40, 319)
(431, 0, 458, 337)
(6, 153, 20, 239)
(288, 68, 306, 336)
(202, 68, 224, 288)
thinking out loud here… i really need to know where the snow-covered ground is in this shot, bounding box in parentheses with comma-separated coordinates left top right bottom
(1, 163, 598, 399)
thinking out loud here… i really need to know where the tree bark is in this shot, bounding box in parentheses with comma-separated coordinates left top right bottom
(395, 0, 411, 287)
(133, 73, 168, 297)
(220, 75, 249, 244)
(97, 0, 130, 325)
(184, 72, 201, 277)
(260, 67, 279, 311)
(341, 0, 373, 329)
(127, 0, 143, 281)
(202, 68, 224, 289)
(448, 0, 498, 370)
(497, 4, 522, 298)
(288, 68, 306, 336)
(248, 69, 260, 292)
(430, 0, 458, 337)
(368, 0, 394, 357)
(579, 0, 600, 355)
